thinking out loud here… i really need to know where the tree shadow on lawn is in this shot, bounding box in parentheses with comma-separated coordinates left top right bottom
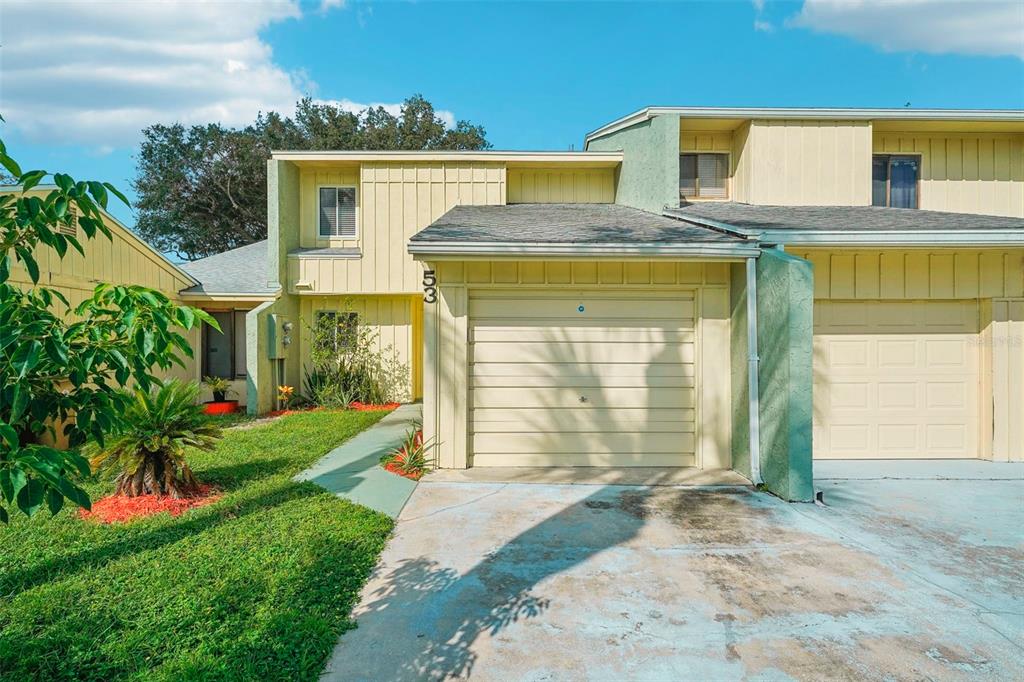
(0, 478, 325, 598)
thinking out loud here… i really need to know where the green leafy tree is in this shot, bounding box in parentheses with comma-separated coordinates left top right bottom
(0, 138, 214, 521)
(85, 380, 221, 498)
(134, 94, 491, 260)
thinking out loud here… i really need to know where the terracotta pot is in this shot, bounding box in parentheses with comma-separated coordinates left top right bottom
(203, 400, 239, 415)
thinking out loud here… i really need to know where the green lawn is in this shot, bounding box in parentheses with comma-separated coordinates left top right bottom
(0, 410, 393, 681)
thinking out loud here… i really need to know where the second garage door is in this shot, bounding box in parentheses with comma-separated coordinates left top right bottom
(813, 300, 981, 459)
(469, 290, 696, 467)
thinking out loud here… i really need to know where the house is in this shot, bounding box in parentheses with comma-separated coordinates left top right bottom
(5, 185, 202, 391)
(215, 106, 1021, 502)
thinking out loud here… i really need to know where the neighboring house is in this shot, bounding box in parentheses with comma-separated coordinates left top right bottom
(228, 107, 1022, 502)
(5, 185, 202, 389)
(177, 240, 277, 406)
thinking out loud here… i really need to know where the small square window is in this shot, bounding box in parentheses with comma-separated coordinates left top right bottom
(680, 153, 728, 199)
(872, 155, 919, 209)
(319, 187, 357, 238)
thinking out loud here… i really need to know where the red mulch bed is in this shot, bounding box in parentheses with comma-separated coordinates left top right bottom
(349, 401, 400, 412)
(383, 461, 424, 481)
(78, 485, 221, 524)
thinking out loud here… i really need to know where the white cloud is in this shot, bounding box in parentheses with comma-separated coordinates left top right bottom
(315, 98, 457, 129)
(0, 0, 446, 149)
(789, 0, 1024, 59)
(751, 0, 765, 11)
(754, 19, 774, 32)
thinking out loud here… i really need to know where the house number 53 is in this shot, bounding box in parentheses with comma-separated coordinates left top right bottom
(422, 269, 437, 303)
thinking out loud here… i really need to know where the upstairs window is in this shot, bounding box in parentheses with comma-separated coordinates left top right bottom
(680, 153, 728, 200)
(872, 155, 919, 209)
(319, 186, 357, 238)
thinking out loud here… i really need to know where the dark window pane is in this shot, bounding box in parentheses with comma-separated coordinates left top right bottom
(872, 156, 889, 207)
(679, 154, 697, 197)
(890, 156, 919, 209)
(204, 311, 233, 379)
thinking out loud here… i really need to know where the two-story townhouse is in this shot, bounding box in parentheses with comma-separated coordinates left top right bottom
(177, 107, 1023, 502)
(586, 107, 1024, 487)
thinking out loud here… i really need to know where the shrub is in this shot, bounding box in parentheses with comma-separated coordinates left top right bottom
(85, 380, 221, 498)
(304, 308, 410, 407)
(381, 426, 438, 480)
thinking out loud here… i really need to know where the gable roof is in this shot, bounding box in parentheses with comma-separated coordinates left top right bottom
(178, 240, 278, 299)
(409, 203, 757, 258)
(667, 203, 1024, 247)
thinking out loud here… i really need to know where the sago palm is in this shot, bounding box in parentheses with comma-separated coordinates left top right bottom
(85, 380, 221, 498)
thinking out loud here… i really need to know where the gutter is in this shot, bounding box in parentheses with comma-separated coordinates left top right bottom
(407, 241, 760, 259)
(757, 230, 1024, 247)
(745, 257, 763, 486)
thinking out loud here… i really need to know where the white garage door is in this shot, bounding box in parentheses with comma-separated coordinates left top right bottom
(469, 290, 696, 467)
(813, 300, 981, 459)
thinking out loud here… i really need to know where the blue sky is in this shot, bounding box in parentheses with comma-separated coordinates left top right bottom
(3, 0, 1023, 227)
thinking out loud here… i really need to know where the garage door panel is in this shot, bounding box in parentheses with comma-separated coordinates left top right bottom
(469, 297, 693, 320)
(472, 374, 694, 389)
(471, 386, 695, 409)
(471, 362, 694, 379)
(472, 452, 697, 467)
(470, 290, 696, 467)
(471, 407, 693, 430)
(471, 432, 693, 455)
(472, 326, 695, 344)
(472, 341, 695, 365)
(814, 300, 980, 460)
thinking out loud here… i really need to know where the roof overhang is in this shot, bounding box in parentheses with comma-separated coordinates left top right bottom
(408, 241, 759, 260)
(670, 210, 1024, 248)
(585, 106, 1024, 145)
(177, 290, 280, 303)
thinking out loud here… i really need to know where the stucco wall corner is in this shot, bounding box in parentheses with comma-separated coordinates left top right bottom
(756, 249, 814, 501)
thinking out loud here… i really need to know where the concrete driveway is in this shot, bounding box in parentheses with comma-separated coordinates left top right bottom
(324, 462, 1024, 681)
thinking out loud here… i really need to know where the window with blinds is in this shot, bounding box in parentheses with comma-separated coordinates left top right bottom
(319, 187, 357, 238)
(679, 153, 729, 199)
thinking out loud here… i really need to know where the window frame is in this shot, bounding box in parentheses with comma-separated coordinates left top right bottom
(679, 151, 731, 201)
(872, 153, 922, 209)
(314, 310, 359, 352)
(201, 309, 248, 380)
(317, 184, 359, 240)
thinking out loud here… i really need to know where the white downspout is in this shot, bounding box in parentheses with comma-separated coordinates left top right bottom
(746, 256, 763, 485)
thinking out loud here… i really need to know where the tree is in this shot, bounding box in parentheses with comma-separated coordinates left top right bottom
(134, 94, 491, 260)
(85, 380, 220, 498)
(0, 138, 214, 521)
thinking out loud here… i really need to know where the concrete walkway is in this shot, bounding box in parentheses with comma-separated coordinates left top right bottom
(294, 403, 421, 518)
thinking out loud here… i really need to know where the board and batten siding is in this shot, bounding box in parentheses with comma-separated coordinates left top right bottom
(873, 132, 1024, 218)
(739, 120, 874, 206)
(794, 249, 1024, 301)
(422, 260, 733, 471)
(293, 162, 506, 295)
(298, 294, 423, 401)
(798, 248, 1024, 462)
(507, 168, 615, 203)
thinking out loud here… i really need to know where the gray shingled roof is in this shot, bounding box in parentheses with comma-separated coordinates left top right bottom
(179, 239, 277, 295)
(411, 204, 745, 244)
(668, 202, 1024, 233)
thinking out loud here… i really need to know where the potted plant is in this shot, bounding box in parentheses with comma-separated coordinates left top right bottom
(202, 376, 238, 415)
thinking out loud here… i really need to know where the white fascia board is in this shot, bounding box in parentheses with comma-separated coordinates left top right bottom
(177, 291, 280, 303)
(585, 106, 1024, 145)
(407, 241, 759, 259)
(760, 230, 1024, 247)
(271, 150, 623, 163)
